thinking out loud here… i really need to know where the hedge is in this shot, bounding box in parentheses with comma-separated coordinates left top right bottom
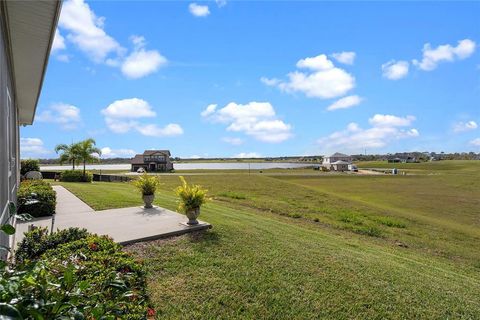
(20, 159, 40, 175)
(2, 228, 153, 319)
(60, 170, 93, 182)
(17, 180, 56, 218)
(15, 227, 89, 264)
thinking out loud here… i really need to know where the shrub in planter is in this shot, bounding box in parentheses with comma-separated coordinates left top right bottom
(1, 229, 153, 319)
(15, 227, 89, 264)
(20, 159, 40, 175)
(133, 174, 160, 208)
(175, 176, 208, 225)
(17, 180, 56, 218)
(60, 170, 93, 182)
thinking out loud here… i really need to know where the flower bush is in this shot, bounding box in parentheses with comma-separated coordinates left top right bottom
(133, 174, 160, 196)
(175, 176, 208, 213)
(1, 228, 153, 319)
(17, 180, 56, 217)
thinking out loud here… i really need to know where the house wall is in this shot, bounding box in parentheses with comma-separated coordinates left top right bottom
(0, 8, 19, 260)
(332, 164, 349, 172)
(131, 152, 174, 172)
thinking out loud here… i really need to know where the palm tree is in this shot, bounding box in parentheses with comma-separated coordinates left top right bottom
(76, 138, 101, 178)
(55, 143, 80, 170)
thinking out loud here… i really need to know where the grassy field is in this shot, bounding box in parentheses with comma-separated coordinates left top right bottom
(53, 160, 480, 318)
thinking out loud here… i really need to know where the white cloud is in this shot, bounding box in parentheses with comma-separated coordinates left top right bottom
(56, 54, 70, 62)
(121, 36, 167, 79)
(52, 29, 66, 52)
(201, 104, 217, 117)
(101, 98, 156, 119)
(36, 103, 81, 130)
(58, 0, 166, 79)
(260, 77, 281, 86)
(413, 39, 476, 71)
(136, 123, 184, 137)
(100, 147, 136, 158)
(104, 118, 138, 133)
(331, 51, 356, 65)
(382, 60, 409, 80)
(59, 0, 122, 63)
(233, 152, 262, 158)
(222, 137, 243, 145)
(202, 101, 292, 143)
(296, 54, 334, 70)
(368, 114, 416, 127)
(317, 114, 419, 153)
(189, 3, 210, 17)
(470, 138, 480, 146)
(102, 98, 183, 137)
(264, 54, 356, 99)
(327, 95, 362, 111)
(20, 138, 50, 158)
(453, 120, 478, 133)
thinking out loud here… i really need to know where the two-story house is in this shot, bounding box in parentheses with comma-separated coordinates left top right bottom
(131, 150, 174, 172)
(322, 152, 352, 171)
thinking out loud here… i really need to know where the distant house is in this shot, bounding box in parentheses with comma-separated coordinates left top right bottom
(331, 160, 350, 172)
(322, 152, 352, 171)
(387, 156, 417, 163)
(131, 150, 173, 172)
(323, 152, 352, 165)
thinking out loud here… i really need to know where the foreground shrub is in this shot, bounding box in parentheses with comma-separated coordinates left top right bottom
(15, 227, 89, 264)
(175, 176, 208, 213)
(17, 180, 56, 217)
(60, 170, 93, 182)
(1, 229, 152, 319)
(20, 159, 40, 175)
(133, 173, 160, 195)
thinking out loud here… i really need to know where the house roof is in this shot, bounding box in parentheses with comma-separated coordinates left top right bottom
(3, 1, 62, 125)
(131, 155, 145, 164)
(328, 152, 351, 158)
(331, 160, 350, 165)
(143, 150, 171, 156)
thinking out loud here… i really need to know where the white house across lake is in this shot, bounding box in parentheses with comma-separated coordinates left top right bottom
(322, 153, 353, 172)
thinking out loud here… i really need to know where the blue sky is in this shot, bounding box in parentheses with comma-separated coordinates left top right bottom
(21, 0, 480, 159)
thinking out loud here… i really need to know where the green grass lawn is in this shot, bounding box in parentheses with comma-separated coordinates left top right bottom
(54, 160, 480, 318)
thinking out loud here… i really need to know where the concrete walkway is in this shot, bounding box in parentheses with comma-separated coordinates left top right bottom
(15, 186, 211, 245)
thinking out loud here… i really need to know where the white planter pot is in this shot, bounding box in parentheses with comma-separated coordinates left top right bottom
(186, 207, 200, 225)
(142, 194, 155, 209)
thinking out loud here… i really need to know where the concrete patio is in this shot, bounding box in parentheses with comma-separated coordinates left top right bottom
(15, 186, 211, 245)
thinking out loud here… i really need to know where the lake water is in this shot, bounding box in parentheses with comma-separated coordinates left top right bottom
(40, 162, 314, 171)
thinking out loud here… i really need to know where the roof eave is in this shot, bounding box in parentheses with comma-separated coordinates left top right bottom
(4, 1, 62, 125)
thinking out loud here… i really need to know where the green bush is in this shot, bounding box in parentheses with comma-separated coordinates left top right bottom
(20, 159, 40, 175)
(60, 170, 93, 182)
(15, 227, 89, 264)
(132, 173, 160, 195)
(175, 176, 208, 213)
(1, 229, 153, 319)
(17, 180, 56, 218)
